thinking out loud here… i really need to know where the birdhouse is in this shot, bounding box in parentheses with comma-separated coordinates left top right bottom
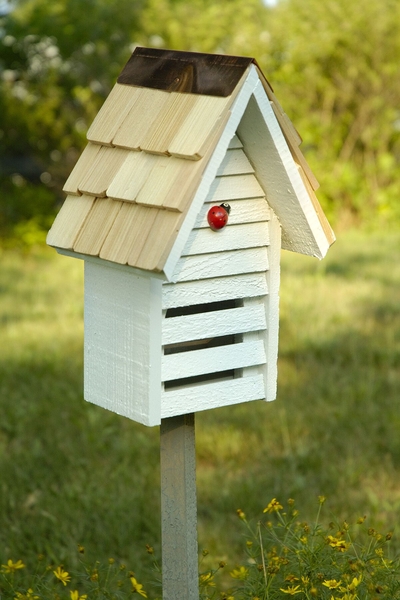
(47, 47, 335, 427)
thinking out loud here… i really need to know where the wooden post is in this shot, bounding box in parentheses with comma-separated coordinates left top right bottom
(160, 413, 199, 600)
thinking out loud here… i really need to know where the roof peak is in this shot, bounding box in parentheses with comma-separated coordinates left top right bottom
(117, 47, 257, 97)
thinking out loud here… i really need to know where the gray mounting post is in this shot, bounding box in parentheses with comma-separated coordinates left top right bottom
(160, 413, 199, 600)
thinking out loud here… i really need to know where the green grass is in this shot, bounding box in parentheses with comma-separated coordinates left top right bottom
(0, 229, 400, 589)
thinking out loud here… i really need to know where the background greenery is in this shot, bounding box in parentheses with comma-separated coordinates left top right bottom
(1, 0, 400, 595)
(0, 229, 399, 594)
(1, 0, 400, 238)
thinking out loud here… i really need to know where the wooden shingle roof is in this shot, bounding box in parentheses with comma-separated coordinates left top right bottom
(47, 47, 334, 274)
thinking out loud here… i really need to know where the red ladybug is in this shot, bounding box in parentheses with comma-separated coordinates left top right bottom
(207, 203, 231, 231)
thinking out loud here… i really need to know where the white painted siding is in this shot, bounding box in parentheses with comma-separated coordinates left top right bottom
(84, 261, 163, 426)
(161, 140, 281, 418)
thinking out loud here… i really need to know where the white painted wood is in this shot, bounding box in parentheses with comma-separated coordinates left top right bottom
(238, 83, 332, 258)
(182, 222, 269, 256)
(162, 65, 260, 282)
(162, 339, 266, 381)
(161, 374, 265, 418)
(228, 134, 243, 149)
(162, 304, 267, 345)
(84, 262, 163, 426)
(172, 246, 269, 282)
(162, 273, 268, 309)
(216, 148, 254, 177)
(206, 173, 265, 203)
(263, 211, 281, 401)
(195, 197, 270, 228)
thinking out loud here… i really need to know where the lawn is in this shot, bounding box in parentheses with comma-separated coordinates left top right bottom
(0, 228, 399, 588)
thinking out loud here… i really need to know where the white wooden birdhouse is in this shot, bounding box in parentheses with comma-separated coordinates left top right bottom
(47, 47, 335, 427)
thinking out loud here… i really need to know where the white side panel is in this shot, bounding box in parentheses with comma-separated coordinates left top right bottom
(237, 85, 330, 258)
(162, 304, 267, 345)
(162, 339, 266, 381)
(263, 212, 281, 401)
(161, 375, 265, 418)
(84, 261, 162, 425)
(162, 273, 268, 309)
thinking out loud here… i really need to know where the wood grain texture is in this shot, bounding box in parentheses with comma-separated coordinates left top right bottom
(99, 203, 158, 265)
(264, 211, 281, 401)
(63, 143, 102, 195)
(133, 209, 183, 271)
(160, 414, 199, 599)
(216, 148, 254, 177)
(140, 92, 197, 154)
(238, 83, 332, 258)
(162, 272, 268, 309)
(87, 83, 140, 146)
(172, 246, 269, 282)
(167, 94, 232, 159)
(195, 197, 270, 228)
(162, 339, 266, 381)
(206, 173, 264, 202)
(297, 164, 335, 246)
(182, 221, 270, 256)
(162, 303, 267, 345)
(84, 261, 163, 425)
(46, 195, 96, 249)
(228, 134, 243, 149)
(78, 146, 130, 197)
(112, 87, 171, 150)
(73, 198, 123, 256)
(161, 374, 265, 417)
(106, 151, 158, 202)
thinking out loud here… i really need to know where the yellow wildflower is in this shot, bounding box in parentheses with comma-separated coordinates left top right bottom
(230, 566, 249, 580)
(263, 498, 283, 513)
(14, 589, 39, 600)
(200, 572, 215, 586)
(326, 535, 349, 552)
(279, 584, 302, 595)
(2, 559, 25, 573)
(130, 576, 148, 597)
(53, 566, 71, 586)
(323, 579, 342, 589)
(236, 508, 246, 520)
(70, 591, 88, 600)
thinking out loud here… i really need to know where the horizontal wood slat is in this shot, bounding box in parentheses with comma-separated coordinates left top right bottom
(162, 339, 266, 381)
(195, 197, 270, 228)
(182, 222, 270, 256)
(162, 303, 267, 345)
(206, 173, 264, 202)
(172, 247, 269, 282)
(216, 148, 254, 177)
(161, 374, 265, 417)
(228, 134, 243, 149)
(162, 273, 268, 309)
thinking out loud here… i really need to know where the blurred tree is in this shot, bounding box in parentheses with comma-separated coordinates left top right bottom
(1, 0, 399, 243)
(258, 0, 400, 224)
(0, 0, 145, 240)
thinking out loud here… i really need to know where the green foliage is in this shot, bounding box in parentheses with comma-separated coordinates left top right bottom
(1, 0, 400, 237)
(0, 231, 399, 597)
(1, 499, 400, 599)
(225, 498, 400, 599)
